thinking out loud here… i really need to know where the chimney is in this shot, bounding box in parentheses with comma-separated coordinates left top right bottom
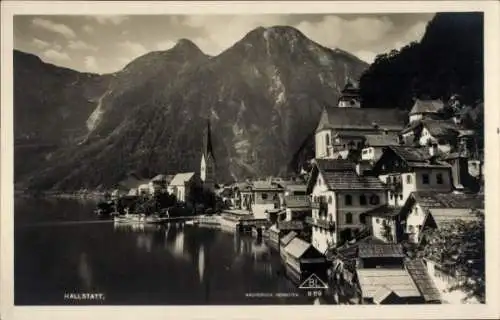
(429, 143, 438, 157)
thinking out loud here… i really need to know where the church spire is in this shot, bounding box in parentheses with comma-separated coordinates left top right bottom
(203, 118, 215, 163)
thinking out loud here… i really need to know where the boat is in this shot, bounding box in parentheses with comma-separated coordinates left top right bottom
(185, 220, 199, 226)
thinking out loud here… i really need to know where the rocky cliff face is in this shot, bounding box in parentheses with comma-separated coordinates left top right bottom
(15, 26, 368, 191)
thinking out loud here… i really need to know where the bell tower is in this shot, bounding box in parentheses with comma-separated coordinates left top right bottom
(200, 118, 216, 192)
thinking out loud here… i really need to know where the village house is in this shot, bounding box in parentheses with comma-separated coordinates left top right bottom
(283, 195, 311, 221)
(149, 174, 174, 195)
(398, 191, 484, 244)
(360, 133, 400, 163)
(281, 234, 328, 284)
(250, 181, 283, 219)
(371, 145, 453, 208)
(361, 205, 402, 243)
(168, 172, 201, 204)
(306, 159, 388, 253)
(407, 99, 445, 123)
(314, 83, 407, 160)
(400, 119, 461, 153)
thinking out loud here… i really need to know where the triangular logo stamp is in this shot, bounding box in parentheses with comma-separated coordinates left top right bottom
(298, 273, 328, 289)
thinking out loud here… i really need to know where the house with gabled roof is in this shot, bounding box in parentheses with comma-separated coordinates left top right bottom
(408, 99, 445, 123)
(168, 172, 201, 204)
(400, 119, 462, 153)
(314, 106, 407, 160)
(361, 133, 400, 163)
(398, 190, 484, 244)
(371, 145, 453, 208)
(282, 236, 328, 284)
(305, 158, 388, 252)
(283, 195, 311, 221)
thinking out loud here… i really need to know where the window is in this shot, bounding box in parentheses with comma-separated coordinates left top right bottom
(360, 214, 366, 224)
(399, 194, 403, 200)
(375, 218, 380, 224)
(389, 193, 393, 200)
(406, 175, 412, 184)
(369, 195, 380, 205)
(328, 196, 333, 204)
(345, 195, 352, 206)
(346, 213, 353, 224)
(436, 173, 443, 184)
(262, 193, 268, 200)
(422, 174, 430, 184)
(359, 195, 367, 205)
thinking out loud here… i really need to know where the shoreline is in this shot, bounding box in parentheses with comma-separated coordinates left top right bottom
(15, 189, 107, 200)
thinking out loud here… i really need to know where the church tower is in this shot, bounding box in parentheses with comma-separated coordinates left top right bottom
(200, 118, 216, 192)
(337, 78, 361, 108)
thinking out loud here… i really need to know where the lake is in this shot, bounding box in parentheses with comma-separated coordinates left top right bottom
(14, 197, 344, 305)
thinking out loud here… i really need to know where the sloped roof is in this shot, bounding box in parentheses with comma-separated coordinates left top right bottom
(278, 220, 304, 230)
(169, 172, 195, 186)
(321, 170, 386, 190)
(372, 286, 396, 304)
(358, 243, 405, 258)
(364, 133, 400, 147)
(316, 108, 407, 133)
(285, 195, 311, 208)
(388, 146, 451, 168)
(284, 237, 312, 259)
(285, 184, 307, 193)
(422, 119, 460, 138)
(405, 259, 441, 302)
(413, 191, 484, 210)
(428, 208, 481, 228)
(362, 205, 401, 217)
(151, 174, 167, 182)
(313, 159, 386, 190)
(357, 269, 421, 299)
(280, 231, 297, 246)
(409, 99, 444, 115)
(252, 181, 282, 191)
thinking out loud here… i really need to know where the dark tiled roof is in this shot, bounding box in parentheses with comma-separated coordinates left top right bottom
(405, 259, 441, 302)
(321, 170, 386, 190)
(358, 243, 405, 258)
(285, 184, 307, 193)
(413, 191, 484, 210)
(364, 134, 400, 147)
(252, 181, 283, 191)
(316, 108, 407, 133)
(280, 231, 297, 246)
(362, 205, 401, 217)
(388, 146, 450, 168)
(409, 99, 444, 115)
(315, 158, 355, 171)
(285, 195, 311, 208)
(277, 220, 304, 230)
(428, 208, 481, 228)
(422, 119, 460, 138)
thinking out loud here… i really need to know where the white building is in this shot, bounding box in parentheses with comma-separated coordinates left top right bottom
(371, 145, 454, 208)
(314, 107, 406, 160)
(250, 181, 283, 219)
(168, 172, 201, 203)
(306, 159, 388, 253)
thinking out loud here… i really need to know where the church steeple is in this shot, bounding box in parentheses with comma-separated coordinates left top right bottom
(201, 118, 216, 191)
(203, 118, 215, 163)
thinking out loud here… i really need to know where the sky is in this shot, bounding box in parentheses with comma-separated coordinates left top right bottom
(13, 13, 435, 74)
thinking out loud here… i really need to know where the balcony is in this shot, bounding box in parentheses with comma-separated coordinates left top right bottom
(387, 178, 403, 192)
(305, 216, 336, 231)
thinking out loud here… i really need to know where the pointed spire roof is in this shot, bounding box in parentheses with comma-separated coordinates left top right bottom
(203, 118, 215, 162)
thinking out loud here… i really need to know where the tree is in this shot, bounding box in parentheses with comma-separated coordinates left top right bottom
(421, 210, 485, 303)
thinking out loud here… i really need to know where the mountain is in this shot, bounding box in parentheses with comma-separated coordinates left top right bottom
(13, 50, 110, 178)
(15, 26, 368, 191)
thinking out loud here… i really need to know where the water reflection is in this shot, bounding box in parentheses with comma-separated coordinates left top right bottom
(78, 252, 93, 291)
(198, 245, 205, 283)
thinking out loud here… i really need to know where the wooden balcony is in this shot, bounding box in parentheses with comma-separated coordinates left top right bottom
(305, 216, 335, 231)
